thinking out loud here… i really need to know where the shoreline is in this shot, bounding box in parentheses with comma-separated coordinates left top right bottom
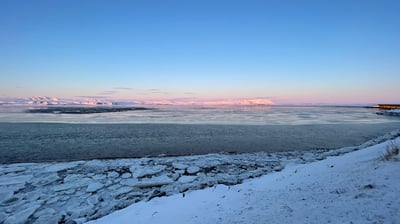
(88, 133, 400, 224)
(1, 129, 399, 223)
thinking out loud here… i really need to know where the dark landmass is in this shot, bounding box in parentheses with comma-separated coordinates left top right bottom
(1, 122, 400, 164)
(26, 107, 152, 114)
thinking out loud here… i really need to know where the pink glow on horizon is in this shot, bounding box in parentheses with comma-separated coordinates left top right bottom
(136, 98, 275, 106)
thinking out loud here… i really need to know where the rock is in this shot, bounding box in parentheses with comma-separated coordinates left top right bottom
(107, 171, 119, 178)
(131, 165, 166, 178)
(186, 166, 200, 174)
(172, 162, 188, 170)
(134, 176, 174, 188)
(4, 203, 41, 224)
(86, 182, 104, 193)
(121, 173, 132, 179)
(178, 175, 198, 184)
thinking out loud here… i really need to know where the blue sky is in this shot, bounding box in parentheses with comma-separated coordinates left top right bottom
(1, 0, 399, 104)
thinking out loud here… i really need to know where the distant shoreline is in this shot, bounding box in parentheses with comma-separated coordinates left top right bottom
(25, 106, 152, 114)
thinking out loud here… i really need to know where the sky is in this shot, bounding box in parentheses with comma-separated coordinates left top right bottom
(0, 0, 399, 105)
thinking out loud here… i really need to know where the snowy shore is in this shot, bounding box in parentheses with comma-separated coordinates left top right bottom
(0, 130, 399, 224)
(88, 134, 400, 224)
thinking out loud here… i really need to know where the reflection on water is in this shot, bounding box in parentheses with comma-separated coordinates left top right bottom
(0, 105, 398, 125)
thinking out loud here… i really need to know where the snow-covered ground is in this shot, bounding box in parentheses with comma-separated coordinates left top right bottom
(88, 137, 400, 224)
(1, 130, 399, 224)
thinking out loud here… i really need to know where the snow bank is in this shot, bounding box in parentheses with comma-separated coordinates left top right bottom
(88, 138, 400, 224)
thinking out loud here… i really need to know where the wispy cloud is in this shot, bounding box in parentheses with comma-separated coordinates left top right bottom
(75, 95, 109, 99)
(146, 89, 169, 95)
(97, 90, 118, 95)
(113, 87, 132, 90)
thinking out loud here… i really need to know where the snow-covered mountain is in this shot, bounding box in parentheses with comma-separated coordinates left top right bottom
(0, 96, 135, 106)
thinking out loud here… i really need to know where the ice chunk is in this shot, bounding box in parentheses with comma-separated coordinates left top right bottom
(186, 166, 200, 174)
(133, 176, 174, 188)
(178, 175, 198, 184)
(3, 203, 41, 224)
(131, 165, 166, 178)
(0, 175, 33, 186)
(172, 162, 188, 170)
(45, 163, 79, 172)
(86, 183, 104, 193)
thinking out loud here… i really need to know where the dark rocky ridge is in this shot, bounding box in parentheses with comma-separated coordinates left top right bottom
(26, 107, 152, 114)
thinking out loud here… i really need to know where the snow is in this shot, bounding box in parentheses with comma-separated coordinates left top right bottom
(87, 138, 400, 224)
(1, 130, 399, 223)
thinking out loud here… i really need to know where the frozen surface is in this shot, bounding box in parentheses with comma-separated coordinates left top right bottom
(88, 136, 400, 224)
(0, 130, 399, 223)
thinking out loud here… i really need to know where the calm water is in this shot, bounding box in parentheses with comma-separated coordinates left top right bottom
(1, 105, 400, 164)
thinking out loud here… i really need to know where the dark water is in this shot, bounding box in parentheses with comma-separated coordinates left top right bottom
(1, 122, 400, 164)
